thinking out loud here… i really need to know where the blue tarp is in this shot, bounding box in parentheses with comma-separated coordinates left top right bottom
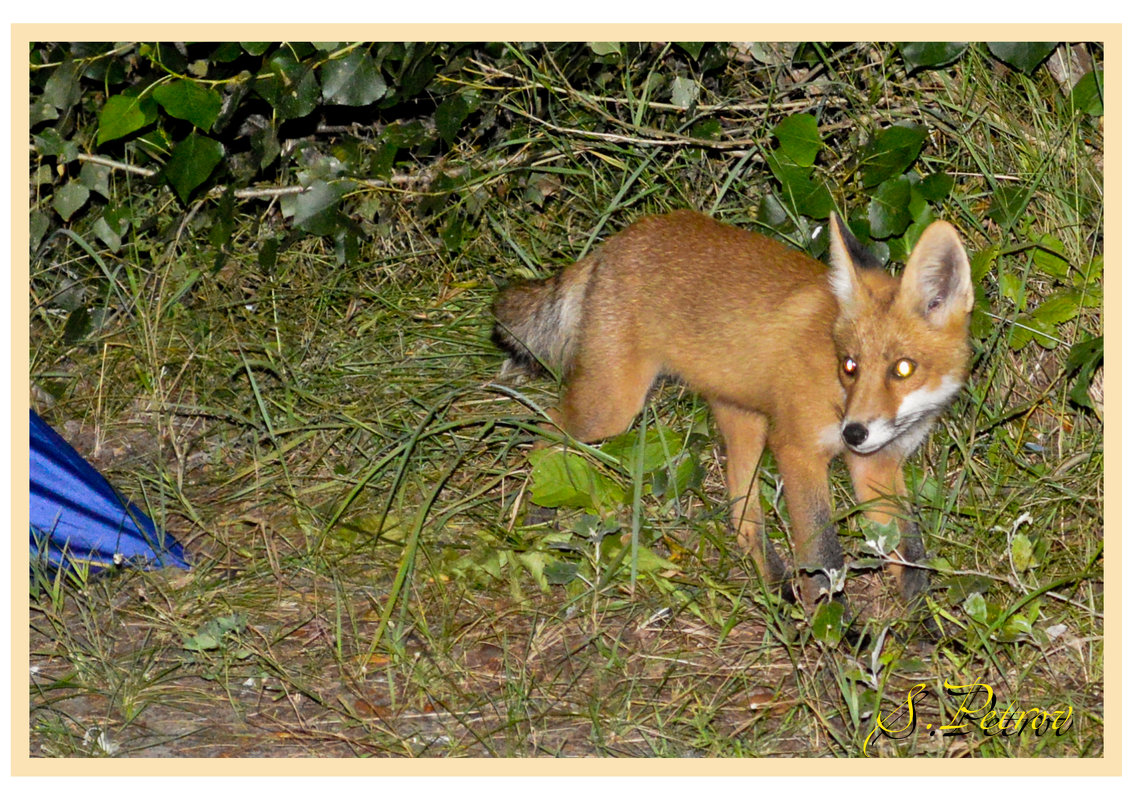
(30, 409, 189, 572)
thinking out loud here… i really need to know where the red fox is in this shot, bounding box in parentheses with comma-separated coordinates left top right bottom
(493, 210, 972, 605)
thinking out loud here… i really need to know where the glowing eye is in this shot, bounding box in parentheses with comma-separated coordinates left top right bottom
(893, 358, 916, 379)
(842, 357, 858, 376)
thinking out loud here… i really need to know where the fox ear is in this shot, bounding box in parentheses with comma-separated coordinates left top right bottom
(826, 212, 878, 308)
(900, 221, 973, 326)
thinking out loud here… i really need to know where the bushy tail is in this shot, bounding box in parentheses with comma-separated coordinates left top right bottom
(492, 256, 594, 378)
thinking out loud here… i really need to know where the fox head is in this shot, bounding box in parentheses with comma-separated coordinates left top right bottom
(826, 213, 973, 456)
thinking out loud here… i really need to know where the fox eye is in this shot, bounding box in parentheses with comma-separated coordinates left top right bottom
(841, 356, 858, 377)
(893, 358, 916, 379)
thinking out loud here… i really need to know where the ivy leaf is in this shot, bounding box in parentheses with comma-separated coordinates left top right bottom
(284, 179, 347, 236)
(79, 160, 111, 199)
(52, 181, 89, 221)
(321, 49, 387, 106)
(163, 132, 225, 203)
(152, 80, 223, 131)
(858, 124, 929, 187)
(97, 92, 157, 145)
(670, 76, 700, 109)
(31, 98, 59, 126)
(43, 57, 82, 112)
(772, 113, 822, 167)
(897, 42, 968, 70)
(92, 208, 130, 252)
(987, 42, 1057, 74)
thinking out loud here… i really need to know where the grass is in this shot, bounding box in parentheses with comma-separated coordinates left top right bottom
(27, 42, 1104, 759)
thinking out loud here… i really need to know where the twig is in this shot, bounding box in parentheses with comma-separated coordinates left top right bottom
(77, 153, 157, 178)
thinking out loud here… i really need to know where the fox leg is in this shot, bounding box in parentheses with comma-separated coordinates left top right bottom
(769, 440, 843, 607)
(711, 402, 787, 588)
(555, 346, 660, 443)
(845, 450, 927, 600)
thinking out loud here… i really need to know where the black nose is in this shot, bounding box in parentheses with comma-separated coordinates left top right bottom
(842, 423, 868, 447)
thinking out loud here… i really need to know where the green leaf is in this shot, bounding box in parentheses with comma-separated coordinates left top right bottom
(435, 94, 471, 146)
(527, 448, 623, 512)
(999, 271, 1025, 310)
(52, 181, 89, 221)
(962, 592, 988, 624)
(868, 175, 913, 238)
(321, 49, 387, 106)
(30, 99, 59, 126)
(987, 42, 1057, 74)
(97, 92, 157, 145)
(601, 426, 684, 474)
(78, 160, 111, 199)
(670, 75, 701, 109)
(1066, 335, 1103, 409)
(858, 124, 929, 187)
(256, 49, 320, 120)
(183, 613, 247, 651)
(767, 149, 835, 219)
(897, 42, 968, 70)
(588, 42, 621, 57)
(890, 197, 936, 262)
(30, 211, 51, 252)
(163, 132, 225, 203)
(811, 601, 845, 647)
(1009, 315, 1059, 351)
(918, 171, 954, 202)
(689, 118, 722, 140)
(1031, 291, 1081, 327)
(545, 560, 580, 586)
(32, 127, 71, 160)
(1070, 70, 1103, 116)
(152, 80, 223, 131)
(969, 247, 998, 285)
(284, 179, 347, 236)
(676, 42, 704, 59)
(440, 211, 469, 252)
(1033, 234, 1070, 279)
(1010, 534, 1038, 572)
(92, 208, 130, 252)
(772, 113, 822, 167)
(988, 183, 1030, 227)
(43, 57, 82, 111)
(241, 42, 272, 56)
(62, 307, 92, 344)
